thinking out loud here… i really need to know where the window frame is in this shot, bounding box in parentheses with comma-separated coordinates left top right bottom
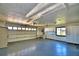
(55, 26, 66, 37)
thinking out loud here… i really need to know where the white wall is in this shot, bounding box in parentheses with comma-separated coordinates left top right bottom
(45, 25, 79, 44)
(66, 25, 79, 43)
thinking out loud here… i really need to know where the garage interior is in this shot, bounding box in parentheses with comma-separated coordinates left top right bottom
(0, 3, 79, 56)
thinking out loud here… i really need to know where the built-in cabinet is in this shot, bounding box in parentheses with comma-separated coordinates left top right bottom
(0, 27, 8, 48)
(8, 30, 37, 42)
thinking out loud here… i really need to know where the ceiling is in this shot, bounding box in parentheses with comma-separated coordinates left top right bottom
(36, 3, 79, 24)
(0, 3, 37, 19)
(0, 3, 79, 25)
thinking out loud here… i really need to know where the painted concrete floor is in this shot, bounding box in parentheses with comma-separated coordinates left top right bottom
(0, 39, 79, 56)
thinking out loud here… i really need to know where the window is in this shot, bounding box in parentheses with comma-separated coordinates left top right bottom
(26, 28, 28, 30)
(22, 27, 25, 30)
(8, 26, 12, 30)
(13, 27, 17, 30)
(8, 26, 36, 31)
(33, 28, 36, 31)
(18, 27, 21, 30)
(31, 28, 34, 31)
(56, 27, 66, 36)
(28, 28, 31, 30)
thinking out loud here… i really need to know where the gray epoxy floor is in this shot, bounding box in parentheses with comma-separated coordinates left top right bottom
(0, 39, 79, 56)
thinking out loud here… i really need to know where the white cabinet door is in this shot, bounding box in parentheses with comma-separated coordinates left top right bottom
(0, 27, 8, 48)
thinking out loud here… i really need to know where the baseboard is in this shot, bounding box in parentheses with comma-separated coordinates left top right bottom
(46, 38, 79, 45)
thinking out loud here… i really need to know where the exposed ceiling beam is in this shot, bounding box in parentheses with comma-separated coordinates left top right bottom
(25, 3, 49, 18)
(27, 3, 63, 24)
(6, 16, 31, 25)
(4, 3, 65, 26)
(37, 4, 62, 15)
